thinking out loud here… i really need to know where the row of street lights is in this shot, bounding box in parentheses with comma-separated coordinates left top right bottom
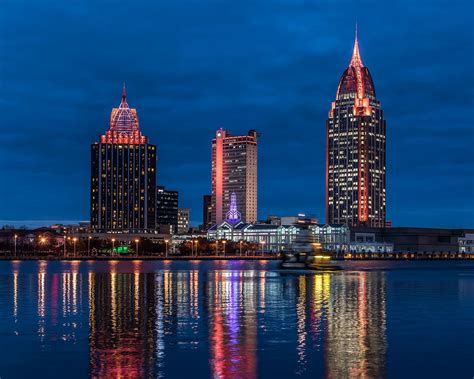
(11, 234, 267, 258)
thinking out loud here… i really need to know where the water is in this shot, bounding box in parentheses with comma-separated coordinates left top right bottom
(0, 260, 473, 378)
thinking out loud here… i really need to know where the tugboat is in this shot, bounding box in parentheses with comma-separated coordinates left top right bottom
(280, 227, 341, 271)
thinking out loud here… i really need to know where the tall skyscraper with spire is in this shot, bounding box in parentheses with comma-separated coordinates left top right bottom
(211, 128, 258, 225)
(90, 85, 156, 232)
(326, 30, 386, 227)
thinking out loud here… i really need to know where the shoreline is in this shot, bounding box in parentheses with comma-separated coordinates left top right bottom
(0, 256, 472, 262)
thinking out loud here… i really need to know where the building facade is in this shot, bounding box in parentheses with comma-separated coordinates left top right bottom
(177, 208, 190, 234)
(202, 195, 212, 230)
(326, 31, 386, 228)
(207, 222, 351, 253)
(156, 186, 178, 233)
(211, 129, 258, 224)
(91, 86, 156, 233)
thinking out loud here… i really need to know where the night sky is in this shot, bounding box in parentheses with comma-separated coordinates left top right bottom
(0, 0, 473, 228)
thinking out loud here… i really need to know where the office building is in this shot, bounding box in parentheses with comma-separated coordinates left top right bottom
(177, 208, 190, 234)
(202, 195, 212, 230)
(90, 85, 156, 232)
(211, 128, 258, 225)
(156, 186, 178, 233)
(326, 30, 386, 227)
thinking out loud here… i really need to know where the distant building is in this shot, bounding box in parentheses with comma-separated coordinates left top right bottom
(177, 208, 190, 234)
(202, 195, 212, 230)
(211, 128, 258, 224)
(459, 234, 474, 254)
(326, 30, 386, 228)
(350, 226, 474, 254)
(156, 186, 178, 233)
(91, 85, 156, 233)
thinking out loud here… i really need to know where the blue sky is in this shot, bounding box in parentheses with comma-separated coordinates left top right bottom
(0, 0, 473, 228)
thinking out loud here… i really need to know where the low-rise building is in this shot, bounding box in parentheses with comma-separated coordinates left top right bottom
(177, 208, 190, 234)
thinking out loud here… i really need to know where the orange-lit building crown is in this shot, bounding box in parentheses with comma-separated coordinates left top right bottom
(101, 84, 147, 144)
(336, 31, 376, 100)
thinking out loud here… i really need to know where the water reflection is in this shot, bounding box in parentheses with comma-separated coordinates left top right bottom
(89, 272, 157, 378)
(1, 261, 392, 378)
(326, 272, 386, 378)
(208, 271, 258, 379)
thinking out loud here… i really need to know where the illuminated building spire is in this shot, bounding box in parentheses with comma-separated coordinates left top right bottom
(226, 192, 241, 224)
(122, 83, 127, 101)
(350, 24, 364, 68)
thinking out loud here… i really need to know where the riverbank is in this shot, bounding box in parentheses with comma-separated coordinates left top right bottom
(0, 254, 473, 261)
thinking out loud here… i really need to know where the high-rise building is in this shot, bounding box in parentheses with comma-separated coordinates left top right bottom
(211, 128, 258, 225)
(156, 186, 178, 233)
(177, 208, 190, 234)
(91, 85, 156, 232)
(202, 195, 212, 230)
(326, 31, 386, 228)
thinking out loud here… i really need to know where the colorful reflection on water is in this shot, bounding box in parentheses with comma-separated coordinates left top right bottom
(0, 260, 473, 378)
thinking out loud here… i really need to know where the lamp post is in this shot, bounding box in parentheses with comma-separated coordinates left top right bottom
(14, 234, 18, 258)
(63, 235, 67, 257)
(111, 238, 116, 257)
(73, 237, 77, 257)
(135, 239, 139, 257)
(215, 240, 218, 256)
(165, 239, 169, 258)
(223, 240, 227, 256)
(196, 240, 200, 257)
(239, 240, 243, 256)
(260, 240, 265, 255)
(88, 236, 92, 257)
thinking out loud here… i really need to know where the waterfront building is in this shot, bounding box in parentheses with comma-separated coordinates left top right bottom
(211, 128, 258, 224)
(202, 194, 212, 230)
(177, 208, 190, 234)
(459, 234, 474, 254)
(326, 30, 386, 228)
(90, 85, 156, 233)
(156, 186, 179, 234)
(207, 221, 350, 253)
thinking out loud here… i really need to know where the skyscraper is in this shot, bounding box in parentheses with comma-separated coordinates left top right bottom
(326, 31, 386, 227)
(211, 128, 258, 225)
(156, 186, 179, 233)
(202, 194, 212, 230)
(90, 85, 156, 232)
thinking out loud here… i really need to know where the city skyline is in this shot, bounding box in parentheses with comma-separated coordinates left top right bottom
(1, 0, 473, 228)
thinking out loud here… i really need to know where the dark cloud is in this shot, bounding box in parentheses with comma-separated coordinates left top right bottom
(0, 0, 473, 227)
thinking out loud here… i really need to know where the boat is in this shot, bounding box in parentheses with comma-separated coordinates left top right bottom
(280, 227, 341, 271)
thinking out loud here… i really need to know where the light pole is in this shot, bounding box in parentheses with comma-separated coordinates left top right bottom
(215, 240, 218, 256)
(135, 239, 139, 257)
(165, 239, 169, 258)
(112, 238, 116, 257)
(194, 240, 199, 257)
(260, 240, 265, 255)
(73, 237, 77, 257)
(14, 234, 18, 258)
(88, 236, 92, 257)
(239, 240, 243, 256)
(63, 235, 67, 257)
(223, 240, 227, 256)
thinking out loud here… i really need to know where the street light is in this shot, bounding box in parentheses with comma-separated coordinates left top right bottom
(260, 240, 265, 255)
(215, 240, 218, 256)
(194, 240, 199, 257)
(135, 239, 139, 257)
(14, 234, 18, 258)
(88, 236, 92, 256)
(73, 237, 77, 257)
(222, 240, 227, 256)
(63, 235, 67, 257)
(111, 238, 116, 257)
(239, 240, 243, 256)
(164, 239, 169, 258)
